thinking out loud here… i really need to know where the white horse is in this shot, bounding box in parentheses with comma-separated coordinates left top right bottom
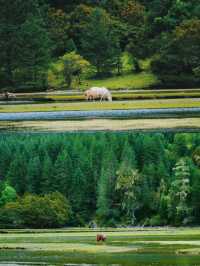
(2, 91, 17, 100)
(85, 87, 112, 101)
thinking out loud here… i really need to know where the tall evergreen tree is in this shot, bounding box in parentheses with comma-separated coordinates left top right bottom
(53, 150, 72, 195)
(26, 156, 41, 194)
(19, 15, 51, 85)
(6, 152, 27, 195)
(40, 154, 54, 194)
(0, 0, 51, 86)
(81, 8, 121, 76)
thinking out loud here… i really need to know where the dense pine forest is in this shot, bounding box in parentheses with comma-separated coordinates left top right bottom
(0, 0, 200, 89)
(0, 132, 200, 228)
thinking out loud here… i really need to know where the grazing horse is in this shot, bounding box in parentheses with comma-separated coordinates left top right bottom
(85, 87, 112, 102)
(96, 233, 107, 242)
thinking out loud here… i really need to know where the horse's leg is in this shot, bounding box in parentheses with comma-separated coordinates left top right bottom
(100, 94, 105, 102)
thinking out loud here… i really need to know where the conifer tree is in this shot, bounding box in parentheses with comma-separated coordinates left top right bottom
(26, 156, 41, 194)
(0, 0, 51, 86)
(81, 7, 121, 76)
(6, 152, 27, 195)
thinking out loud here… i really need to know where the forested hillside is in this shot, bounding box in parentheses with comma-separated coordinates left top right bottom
(0, 0, 200, 89)
(0, 132, 200, 228)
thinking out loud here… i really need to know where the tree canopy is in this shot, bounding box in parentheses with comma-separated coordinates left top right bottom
(1, 0, 199, 88)
(1, 132, 200, 227)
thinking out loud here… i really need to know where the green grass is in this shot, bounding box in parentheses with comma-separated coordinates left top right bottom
(49, 71, 158, 91)
(47, 91, 200, 101)
(48, 53, 158, 91)
(1, 228, 200, 265)
(1, 99, 200, 113)
(77, 72, 158, 90)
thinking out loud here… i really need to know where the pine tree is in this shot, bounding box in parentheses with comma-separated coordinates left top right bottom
(19, 15, 51, 85)
(96, 149, 118, 225)
(0, 0, 51, 86)
(40, 154, 54, 194)
(6, 152, 27, 195)
(168, 158, 191, 225)
(26, 156, 41, 194)
(81, 7, 121, 76)
(53, 150, 73, 195)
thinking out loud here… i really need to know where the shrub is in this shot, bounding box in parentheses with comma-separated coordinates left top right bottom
(0, 192, 71, 228)
(149, 215, 166, 226)
(0, 184, 17, 207)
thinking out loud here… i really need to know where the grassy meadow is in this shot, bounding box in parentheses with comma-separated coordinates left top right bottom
(1, 228, 200, 265)
(1, 98, 200, 113)
(48, 54, 158, 91)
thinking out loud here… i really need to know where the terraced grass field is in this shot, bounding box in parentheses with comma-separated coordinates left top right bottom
(1, 98, 200, 113)
(0, 228, 200, 265)
(2, 88, 200, 102)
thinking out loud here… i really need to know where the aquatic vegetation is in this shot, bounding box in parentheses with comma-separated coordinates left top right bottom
(0, 228, 200, 265)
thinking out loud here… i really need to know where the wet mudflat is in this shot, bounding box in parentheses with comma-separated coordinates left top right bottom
(0, 117, 200, 133)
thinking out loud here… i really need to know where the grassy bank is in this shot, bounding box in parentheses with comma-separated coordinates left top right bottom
(77, 72, 158, 90)
(0, 228, 200, 265)
(47, 90, 200, 101)
(48, 54, 158, 91)
(0, 98, 200, 113)
(3, 90, 200, 102)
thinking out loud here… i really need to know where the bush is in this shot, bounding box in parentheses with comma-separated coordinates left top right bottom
(0, 184, 17, 207)
(151, 57, 200, 88)
(0, 202, 24, 228)
(0, 192, 71, 228)
(149, 215, 165, 226)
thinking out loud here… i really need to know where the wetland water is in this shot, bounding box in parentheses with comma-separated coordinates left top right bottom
(1, 108, 200, 132)
(1, 108, 200, 120)
(1, 229, 200, 266)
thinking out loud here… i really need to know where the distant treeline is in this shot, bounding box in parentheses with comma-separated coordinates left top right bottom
(0, 0, 200, 89)
(0, 132, 200, 228)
